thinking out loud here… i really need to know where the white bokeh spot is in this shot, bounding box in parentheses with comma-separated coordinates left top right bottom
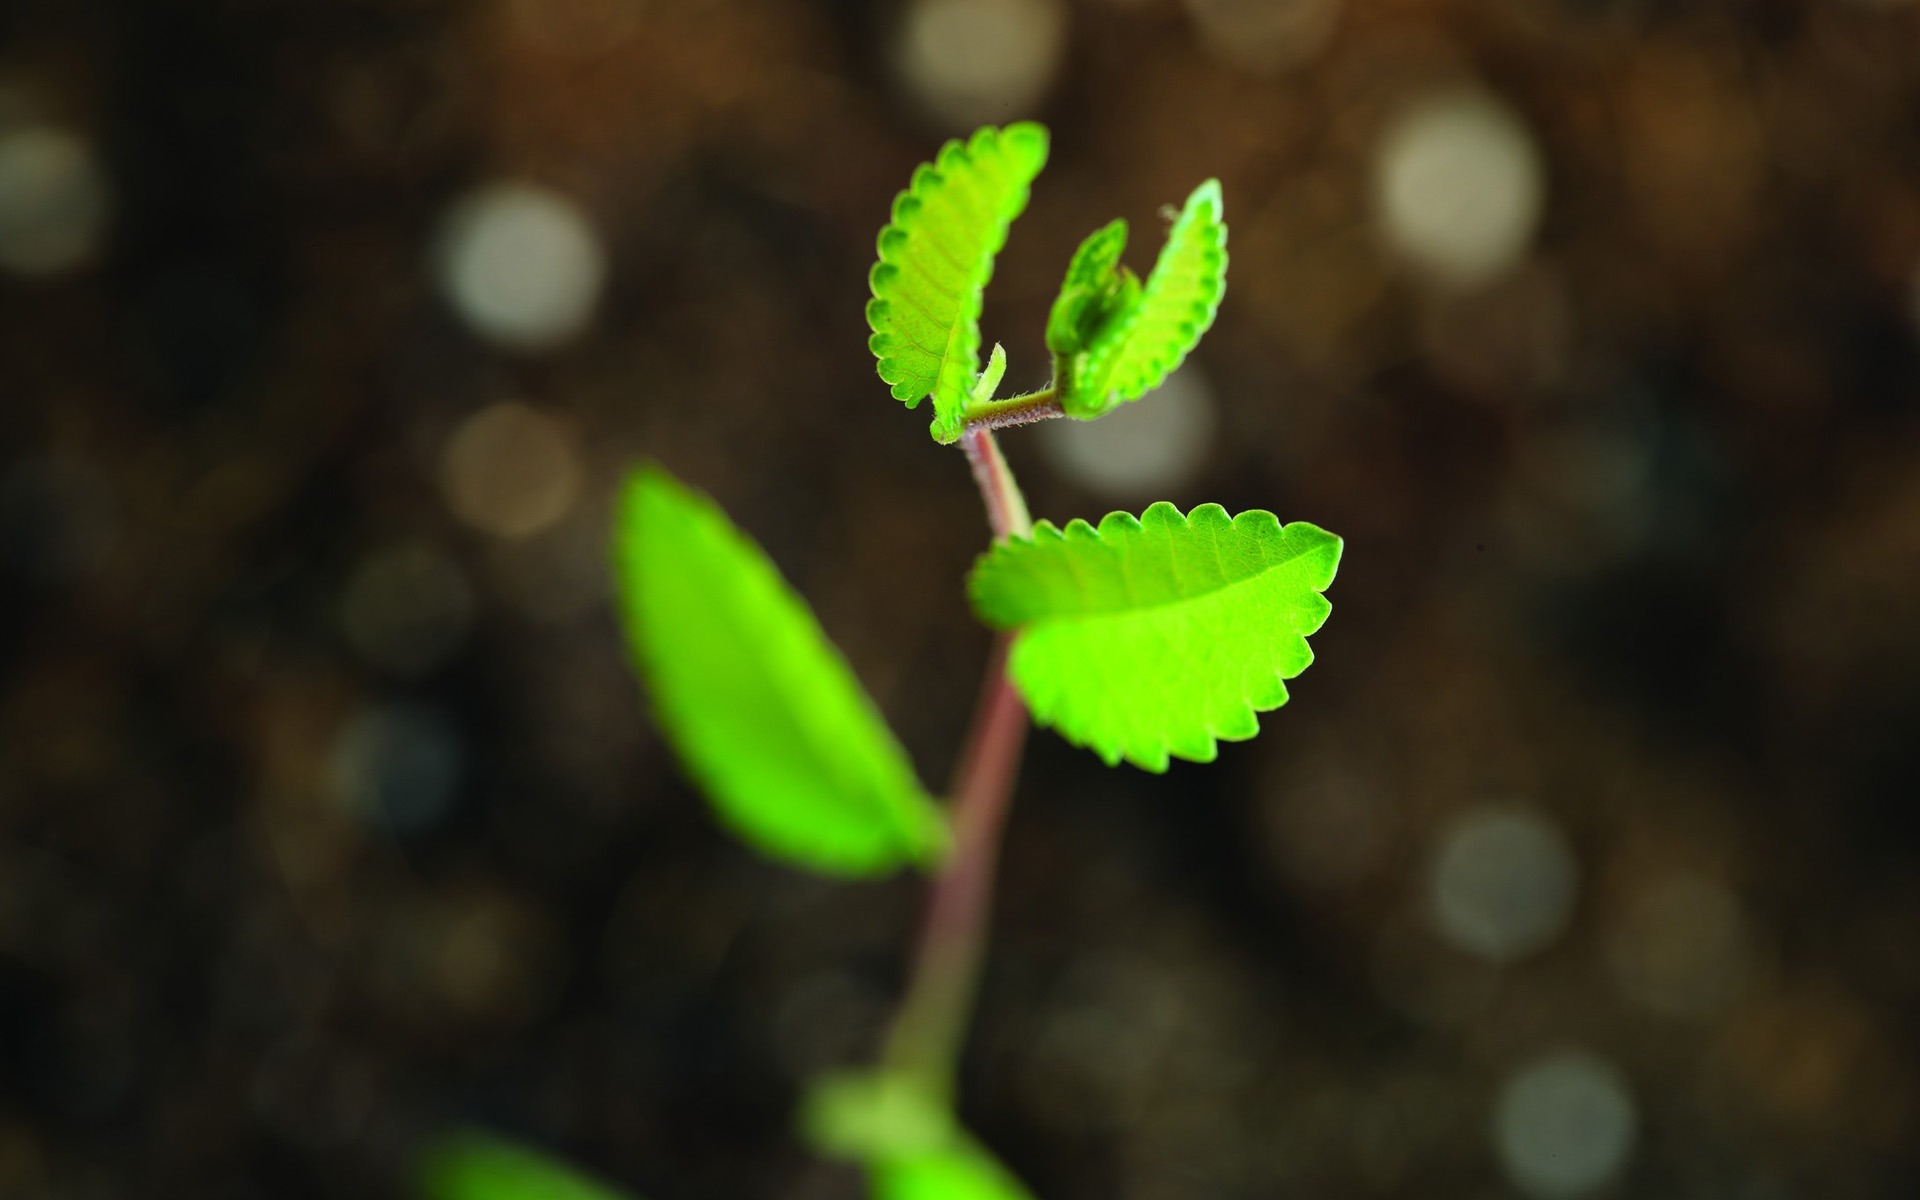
(437, 181, 605, 350)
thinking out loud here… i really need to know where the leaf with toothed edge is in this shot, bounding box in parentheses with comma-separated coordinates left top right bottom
(867, 123, 1050, 444)
(968, 501, 1341, 772)
(1055, 180, 1228, 419)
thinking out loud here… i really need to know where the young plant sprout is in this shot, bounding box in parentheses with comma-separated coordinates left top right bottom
(608, 123, 1343, 1199)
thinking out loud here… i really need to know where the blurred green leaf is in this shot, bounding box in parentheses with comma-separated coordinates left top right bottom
(868, 123, 1050, 443)
(802, 1070, 1034, 1200)
(612, 466, 948, 876)
(969, 501, 1340, 771)
(802, 1069, 954, 1161)
(872, 1142, 1035, 1200)
(418, 1132, 634, 1200)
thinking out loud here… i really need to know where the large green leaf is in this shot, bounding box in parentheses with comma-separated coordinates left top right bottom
(418, 1132, 635, 1200)
(969, 501, 1340, 771)
(868, 123, 1050, 444)
(1056, 180, 1227, 419)
(612, 466, 947, 875)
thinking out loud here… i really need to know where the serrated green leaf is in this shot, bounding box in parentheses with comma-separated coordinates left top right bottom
(968, 501, 1340, 771)
(612, 466, 947, 876)
(1058, 180, 1227, 419)
(417, 1131, 635, 1200)
(868, 123, 1050, 444)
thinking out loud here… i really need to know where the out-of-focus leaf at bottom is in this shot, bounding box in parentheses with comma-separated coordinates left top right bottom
(417, 1131, 635, 1200)
(872, 1143, 1036, 1200)
(802, 1070, 1036, 1200)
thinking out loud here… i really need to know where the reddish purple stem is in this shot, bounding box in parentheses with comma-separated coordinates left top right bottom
(882, 635, 1028, 1095)
(882, 427, 1032, 1097)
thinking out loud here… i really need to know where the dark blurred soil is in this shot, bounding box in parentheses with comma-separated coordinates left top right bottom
(3, 1, 1920, 1197)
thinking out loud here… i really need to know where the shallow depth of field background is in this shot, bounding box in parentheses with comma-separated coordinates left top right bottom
(3, 0, 1920, 1197)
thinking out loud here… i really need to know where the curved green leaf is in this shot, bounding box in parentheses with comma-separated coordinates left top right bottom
(1045, 218, 1131, 356)
(1058, 180, 1227, 419)
(612, 466, 947, 875)
(418, 1132, 635, 1200)
(1045, 219, 1142, 399)
(969, 501, 1340, 771)
(868, 123, 1050, 444)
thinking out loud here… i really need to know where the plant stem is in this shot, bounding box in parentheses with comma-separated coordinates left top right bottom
(960, 386, 1065, 432)
(881, 636, 1027, 1100)
(957, 425, 1033, 543)
(881, 428, 1032, 1101)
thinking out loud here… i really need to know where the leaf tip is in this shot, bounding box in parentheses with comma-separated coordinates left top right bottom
(619, 461, 688, 524)
(998, 120, 1052, 165)
(1189, 177, 1224, 217)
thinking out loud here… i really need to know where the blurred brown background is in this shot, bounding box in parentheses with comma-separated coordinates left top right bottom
(4, 0, 1920, 1196)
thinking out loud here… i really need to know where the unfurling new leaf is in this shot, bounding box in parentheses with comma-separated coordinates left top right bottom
(1052, 180, 1228, 419)
(867, 123, 1050, 444)
(969, 501, 1341, 772)
(612, 467, 947, 876)
(1044, 219, 1140, 399)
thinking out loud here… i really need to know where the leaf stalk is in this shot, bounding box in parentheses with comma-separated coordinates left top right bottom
(960, 386, 1064, 433)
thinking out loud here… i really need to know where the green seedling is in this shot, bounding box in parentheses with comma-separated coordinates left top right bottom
(603, 122, 1341, 1199)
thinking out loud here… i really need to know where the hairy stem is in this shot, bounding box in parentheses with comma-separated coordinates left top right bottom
(882, 428, 1032, 1101)
(957, 425, 1033, 543)
(961, 386, 1065, 432)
